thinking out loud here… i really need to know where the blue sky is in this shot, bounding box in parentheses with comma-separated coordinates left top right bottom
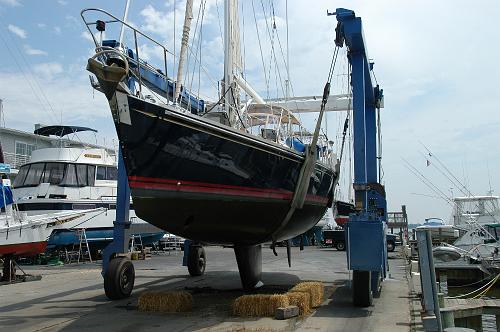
(0, 0, 499, 224)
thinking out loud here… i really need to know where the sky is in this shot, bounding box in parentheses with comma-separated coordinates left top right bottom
(0, 0, 499, 225)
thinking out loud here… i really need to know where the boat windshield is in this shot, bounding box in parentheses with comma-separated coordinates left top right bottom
(13, 162, 102, 188)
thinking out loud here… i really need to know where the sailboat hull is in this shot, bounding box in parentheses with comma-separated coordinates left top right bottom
(113, 94, 336, 245)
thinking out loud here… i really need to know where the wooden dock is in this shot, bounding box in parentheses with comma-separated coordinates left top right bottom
(442, 298, 500, 330)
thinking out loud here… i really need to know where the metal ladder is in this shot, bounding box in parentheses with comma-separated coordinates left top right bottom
(129, 234, 143, 252)
(74, 229, 92, 263)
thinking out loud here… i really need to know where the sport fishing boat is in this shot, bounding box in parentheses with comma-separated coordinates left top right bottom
(452, 195, 500, 227)
(13, 126, 164, 255)
(82, 1, 338, 289)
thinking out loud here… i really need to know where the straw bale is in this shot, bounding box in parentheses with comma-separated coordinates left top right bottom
(285, 291, 311, 316)
(232, 294, 289, 317)
(138, 291, 193, 313)
(289, 282, 324, 307)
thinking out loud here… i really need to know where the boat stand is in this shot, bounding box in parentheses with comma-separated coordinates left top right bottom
(101, 149, 135, 300)
(1, 254, 42, 284)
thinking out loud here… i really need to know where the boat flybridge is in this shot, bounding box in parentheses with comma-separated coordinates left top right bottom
(13, 126, 164, 256)
(452, 195, 500, 226)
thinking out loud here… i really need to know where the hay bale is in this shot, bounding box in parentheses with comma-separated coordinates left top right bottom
(138, 291, 192, 313)
(286, 291, 311, 316)
(232, 294, 289, 317)
(289, 282, 324, 307)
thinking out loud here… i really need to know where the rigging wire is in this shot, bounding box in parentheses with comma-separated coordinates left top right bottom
(259, 0, 286, 99)
(214, 0, 224, 48)
(0, 19, 60, 124)
(402, 158, 455, 207)
(420, 142, 499, 222)
(251, 0, 269, 98)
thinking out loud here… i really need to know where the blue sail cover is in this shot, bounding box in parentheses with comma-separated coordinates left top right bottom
(0, 185, 13, 208)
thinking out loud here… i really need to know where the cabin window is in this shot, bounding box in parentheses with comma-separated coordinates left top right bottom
(60, 164, 78, 187)
(23, 163, 45, 187)
(43, 163, 66, 185)
(14, 162, 98, 188)
(76, 164, 88, 186)
(96, 166, 118, 181)
(13, 165, 30, 187)
(106, 167, 118, 181)
(87, 165, 96, 186)
(96, 166, 106, 180)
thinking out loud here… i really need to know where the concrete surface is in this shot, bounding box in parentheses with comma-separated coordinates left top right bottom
(0, 246, 411, 331)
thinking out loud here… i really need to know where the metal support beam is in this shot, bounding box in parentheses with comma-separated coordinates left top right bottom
(101, 148, 131, 276)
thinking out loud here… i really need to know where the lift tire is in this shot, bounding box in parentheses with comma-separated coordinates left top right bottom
(188, 246, 206, 276)
(387, 241, 395, 252)
(104, 257, 135, 300)
(372, 271, 383, 298)
(336, 241, 346, 251)
(353, 270, 373, 307)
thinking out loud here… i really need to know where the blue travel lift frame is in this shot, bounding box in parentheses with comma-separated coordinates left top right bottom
(101, 149, 130, 277)
(330, 8, 388, 307)
(100, 148, 137, 300)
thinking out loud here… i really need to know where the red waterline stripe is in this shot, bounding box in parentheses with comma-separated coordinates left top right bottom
(129, 180, 329, 204)
(129, 175, 291, 195)
(129, 180, 292, 200)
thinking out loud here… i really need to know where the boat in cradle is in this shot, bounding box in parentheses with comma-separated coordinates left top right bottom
(12, 125, 165, 257)
(0, 167, 105, 281)
(82, 1, 338, 290)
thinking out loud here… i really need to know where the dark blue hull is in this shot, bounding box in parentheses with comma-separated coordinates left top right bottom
(114, 94, 337, 246)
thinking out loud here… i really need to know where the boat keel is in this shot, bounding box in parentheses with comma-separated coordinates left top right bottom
(234, 244, 263, 291)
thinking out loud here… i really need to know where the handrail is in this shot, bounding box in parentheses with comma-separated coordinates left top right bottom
(82, 8, 176, 102)
(81, 8, 175, 57)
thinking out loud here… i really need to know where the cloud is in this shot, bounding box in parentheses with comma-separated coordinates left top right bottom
(0, 69, 115, 144)
(24, 44, 48, 56)
(53, 26, 61, 35)
(57, 0, 67, 5)
(32, 62, 63, 80)
(37, 23, 46, 28)
(0, 0, 21, 7)
(65, 15, 79, 26)
(7, 24, 26, 39)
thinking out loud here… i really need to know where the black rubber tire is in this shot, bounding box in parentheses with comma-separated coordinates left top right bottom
(353, 270, 373, 307)
(336, 241, 346, 251)
(188, 246, 206, 276)
(387, 241, 395, 252)
(104, 257, 135, 300)
(372, 271, 382, 298)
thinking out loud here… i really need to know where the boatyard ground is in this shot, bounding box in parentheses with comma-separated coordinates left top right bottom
(1, 247, 413, 332)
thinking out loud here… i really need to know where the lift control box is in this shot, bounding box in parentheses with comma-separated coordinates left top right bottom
(346, 213, 386, 272)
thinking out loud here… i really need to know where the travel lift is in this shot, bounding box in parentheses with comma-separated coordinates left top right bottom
(330, 8, 388, 307)
(100, 8, 387, 305)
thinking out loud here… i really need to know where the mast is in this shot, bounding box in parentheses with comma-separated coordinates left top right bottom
(174, 0, 194, 103)
(224, 0, 234, 121)
(118, 0, 131, 46)
(224, 0, 241, 125)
